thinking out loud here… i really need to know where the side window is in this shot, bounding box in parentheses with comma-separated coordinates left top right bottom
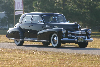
(43, 15, 57, 23)
(32, 15, 42, 23)
(22, 15, 32, 23)
(43, 15, 50, 23)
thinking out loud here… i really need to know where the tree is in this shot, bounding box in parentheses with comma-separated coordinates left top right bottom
(24, 0, 34, 12)
(0, 0, 14, 27)
(1, 0, 21, 27)
(0, 0, 100, 29)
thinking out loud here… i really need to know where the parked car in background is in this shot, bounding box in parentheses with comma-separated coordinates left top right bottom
(6, 12, 93, 48)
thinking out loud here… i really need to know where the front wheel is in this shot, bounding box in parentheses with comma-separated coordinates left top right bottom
(78, 42, 88, 48)
(51, 33, 61, 48)
(14, 40, 24, 46)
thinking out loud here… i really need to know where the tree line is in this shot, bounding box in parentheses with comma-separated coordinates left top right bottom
(0, 0, 100, 29)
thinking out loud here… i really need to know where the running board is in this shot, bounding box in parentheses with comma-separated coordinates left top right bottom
(8, 38, 48, 42)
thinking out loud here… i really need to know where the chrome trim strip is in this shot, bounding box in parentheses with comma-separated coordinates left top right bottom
(8, 38, 24, 40)
(24, 38, 37, 41)
(24, 38, 48, 42)
(8, 38, 15, 40)
(9, 38, 23, 41)
(68, 31, 86, 34)
(8, 38, 48, 42)
(38, 28, 63, 34)
(85, 38, 93, 42)
(61, 38, 93, 42)
(68, 35, 86, 38)
(61, 38, 77, 42)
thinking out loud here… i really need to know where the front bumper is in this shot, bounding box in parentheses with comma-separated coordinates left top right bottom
(61, 29, 93, 43)
(61, 38, 93, 43)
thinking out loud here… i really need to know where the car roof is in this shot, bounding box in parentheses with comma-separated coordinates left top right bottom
(24, 12, 62, 15)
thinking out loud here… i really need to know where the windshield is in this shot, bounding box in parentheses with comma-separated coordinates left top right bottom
(43, 14, 67, 23)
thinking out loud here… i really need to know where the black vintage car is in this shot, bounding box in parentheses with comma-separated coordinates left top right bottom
(6, 12, 93, 48)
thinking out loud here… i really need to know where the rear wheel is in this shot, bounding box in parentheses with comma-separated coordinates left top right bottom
(78, 42, 88, 48)
(51, 33, 61, 48)
(14, 40, 24, 46)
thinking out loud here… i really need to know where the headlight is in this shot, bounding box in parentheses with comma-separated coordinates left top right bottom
(88, 35, 91, 38)
(62, 29, 66, 34)
(78, 25, 80, 29)
(78, 24, 81, 30)
(87, 29, 91, 34)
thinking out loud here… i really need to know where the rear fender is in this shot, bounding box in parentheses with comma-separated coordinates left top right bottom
(6, 27, 24, 39)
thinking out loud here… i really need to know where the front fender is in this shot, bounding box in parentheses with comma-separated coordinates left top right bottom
(37, 28, 63, 41)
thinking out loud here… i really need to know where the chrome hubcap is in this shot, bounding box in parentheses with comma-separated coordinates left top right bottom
(53, 36, 57, 44)
(15, 40, 20, 44)
(51, 33, 58, 47)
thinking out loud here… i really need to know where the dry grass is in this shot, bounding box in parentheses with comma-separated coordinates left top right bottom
(88, 38, 100, 48)
(0, 48, 100, 67)
(0, 35, 14, 43)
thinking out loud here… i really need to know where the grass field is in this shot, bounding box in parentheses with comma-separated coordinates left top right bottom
(0, 30, 7, 35)
(0, 31, 100, 66)
(0, 48, 100, 67)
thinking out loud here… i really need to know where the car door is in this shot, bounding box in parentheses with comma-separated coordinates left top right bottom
(20, 14, 45, 38)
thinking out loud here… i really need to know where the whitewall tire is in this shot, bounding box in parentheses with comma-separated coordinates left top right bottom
(51, 33, 61, 48)
(14, 40, 24, 46)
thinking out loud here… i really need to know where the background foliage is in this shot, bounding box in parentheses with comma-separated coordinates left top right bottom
(0, 0, 100, 29)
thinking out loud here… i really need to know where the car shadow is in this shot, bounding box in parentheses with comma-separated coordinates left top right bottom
(23, 44, 100, 50)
